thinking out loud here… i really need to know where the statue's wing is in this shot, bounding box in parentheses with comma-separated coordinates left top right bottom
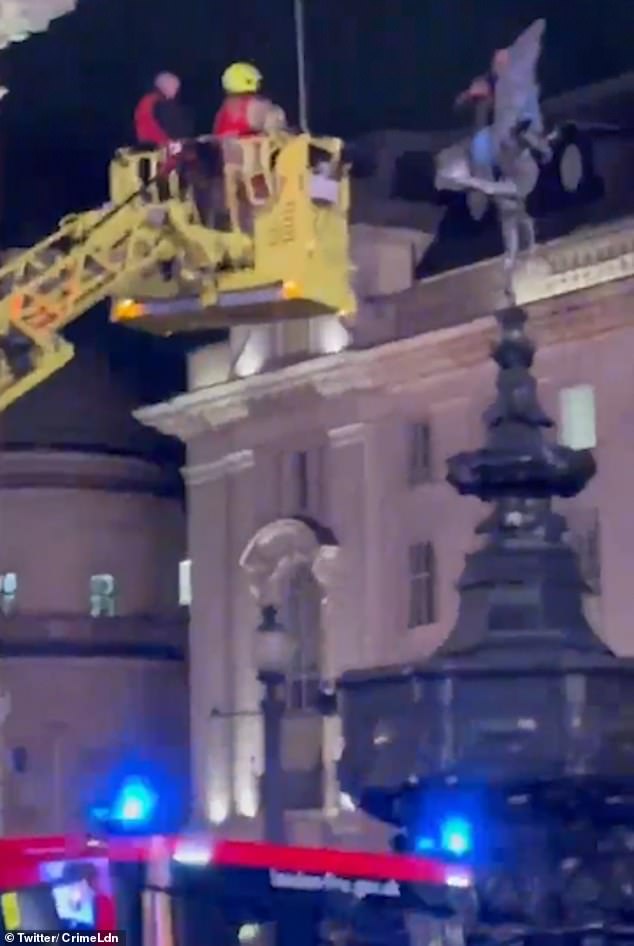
(493, 19, 545, 150)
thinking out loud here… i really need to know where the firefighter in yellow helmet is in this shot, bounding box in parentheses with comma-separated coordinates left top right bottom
(212, 61, 286, 137)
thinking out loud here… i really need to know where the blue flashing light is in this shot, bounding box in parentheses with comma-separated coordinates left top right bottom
(439, 816, 473, 857)
(89, 805, 110, 823)
(111, 776, 158, 826)
(414, 836, 435, 853)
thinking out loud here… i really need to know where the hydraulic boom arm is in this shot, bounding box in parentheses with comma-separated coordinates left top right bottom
(0, 198, 174, 411)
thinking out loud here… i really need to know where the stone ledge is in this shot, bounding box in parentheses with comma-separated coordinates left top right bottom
(136, 218, 634, 442)
(383, 216, 634, 334)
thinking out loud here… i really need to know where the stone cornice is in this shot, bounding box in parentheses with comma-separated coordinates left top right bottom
(136, 353, 374, 441)
(134, 397, 250, 441)
(328, 423, 370, 447)
(0, 449, 181, 495)
(183, 449, 255, 486)
(0, 471, 181, 497)
(135, 216, 634, 441)
(389, 216, 634, 329)
(137, 318, 500, 443)
(514, 222, 634, 306)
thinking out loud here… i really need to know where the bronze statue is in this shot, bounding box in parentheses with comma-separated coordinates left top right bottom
(435, 19, 552, 300)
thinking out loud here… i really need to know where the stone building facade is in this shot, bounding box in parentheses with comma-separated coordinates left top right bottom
(138, 210, 634, 850)
(0, 341, 189, 835)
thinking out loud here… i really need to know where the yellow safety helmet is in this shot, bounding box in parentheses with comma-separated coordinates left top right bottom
(222, 62, 262, 95)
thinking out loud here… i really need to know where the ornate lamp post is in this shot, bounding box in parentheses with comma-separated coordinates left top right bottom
(255, 604, 295, 844)
(335, 306, 634, 936)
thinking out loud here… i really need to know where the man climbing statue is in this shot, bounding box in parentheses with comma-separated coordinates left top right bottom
(435, 19, 553, 297)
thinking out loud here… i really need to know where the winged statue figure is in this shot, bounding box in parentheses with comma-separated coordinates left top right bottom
(435, 19, 552, 299)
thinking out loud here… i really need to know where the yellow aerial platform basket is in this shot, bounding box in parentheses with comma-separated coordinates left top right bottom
(109, 132, 356, 334)
(0, 131, 356, 412)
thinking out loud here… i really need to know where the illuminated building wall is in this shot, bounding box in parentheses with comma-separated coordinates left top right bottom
(0, 343, 188, 835)
(139, 213, 634, 849)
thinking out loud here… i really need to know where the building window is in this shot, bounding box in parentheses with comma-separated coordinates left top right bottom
(90, 574, 116, 618)
(10, 747, 28, 774)
(408, 542, 436, 628)
(559, 384, 596, 450)
(284, 565, 321, 711)
(0, 572, 17, 616)
(179, 559, 192, 607)
(294, 451, 309, 511)
(285, 446, 325, 517)
(407, 421, 432, 485)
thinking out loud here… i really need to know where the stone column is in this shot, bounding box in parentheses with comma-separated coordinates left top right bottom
(327, 423, 370, 668)
(227, 455, 260, 821)
(323, 422, 375, 823)
(184, 450, 253, 824)
(313, 546, 345, 816)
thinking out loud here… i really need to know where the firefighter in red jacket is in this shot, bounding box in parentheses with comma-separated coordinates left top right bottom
(211, 62, 287, 219)
(212, 62, 286, 138)
(134, 71, 192, 147)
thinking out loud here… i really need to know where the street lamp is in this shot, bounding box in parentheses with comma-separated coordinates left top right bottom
(255, 605, 295, 844)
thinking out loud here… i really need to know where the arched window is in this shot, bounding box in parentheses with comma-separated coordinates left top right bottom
(282, 564, 322, 711)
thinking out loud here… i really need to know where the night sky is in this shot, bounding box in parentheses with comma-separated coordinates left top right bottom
(1, 0, 634, 240)
(0, 0, 633, 416)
